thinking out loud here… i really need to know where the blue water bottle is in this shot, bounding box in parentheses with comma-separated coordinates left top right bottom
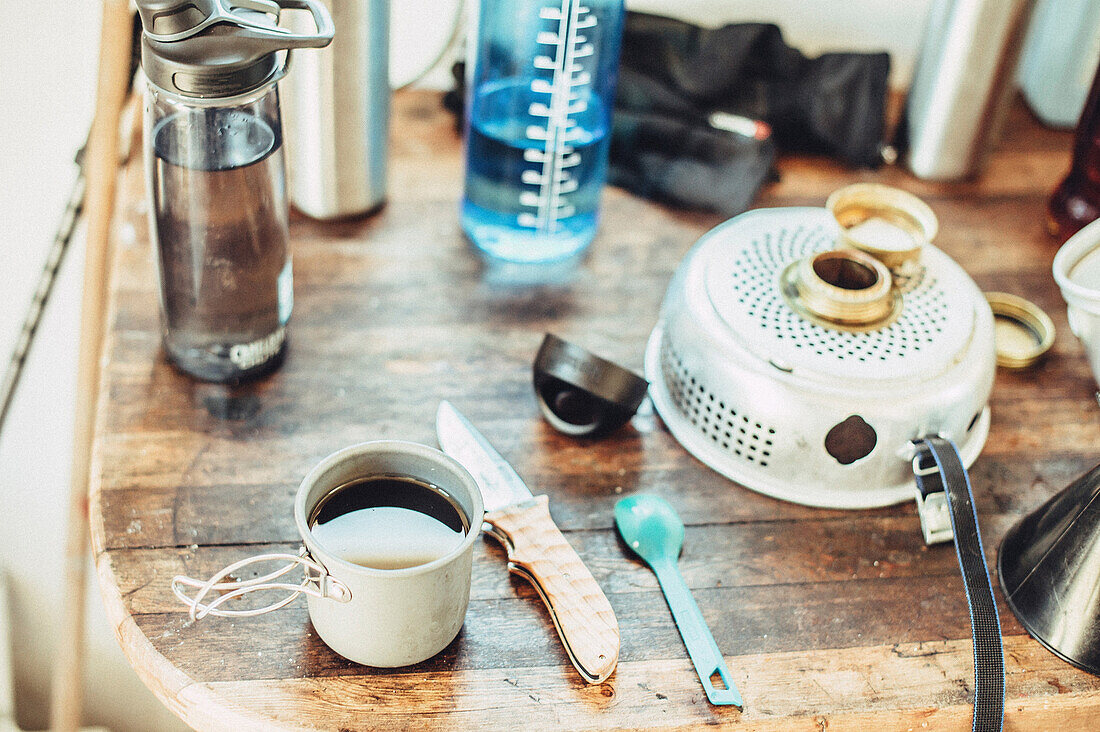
(462, 0, 625, 263)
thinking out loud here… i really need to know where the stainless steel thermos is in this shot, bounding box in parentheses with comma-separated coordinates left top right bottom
(282, 0, 390, 219)
(902, 0, 1038, 180)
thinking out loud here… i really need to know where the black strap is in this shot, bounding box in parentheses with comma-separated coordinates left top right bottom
(913, 437, 1004, 732)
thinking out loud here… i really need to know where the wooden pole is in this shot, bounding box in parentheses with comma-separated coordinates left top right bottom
(49, 2, 133, 729)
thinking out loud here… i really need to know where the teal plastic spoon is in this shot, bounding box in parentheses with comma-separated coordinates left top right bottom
(614, 494, 743, 708)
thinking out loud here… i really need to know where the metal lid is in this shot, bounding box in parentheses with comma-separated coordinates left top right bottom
(533, 334, 649, 438)
(826, 183, 938, 270)
(700, 208, 981, 383)
(136, 0, 333, 98)
(644, 206, 995, 510)
(985, 292, 1055, 369)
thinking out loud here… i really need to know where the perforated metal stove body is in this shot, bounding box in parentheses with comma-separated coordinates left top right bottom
(645, 208, 996, 509)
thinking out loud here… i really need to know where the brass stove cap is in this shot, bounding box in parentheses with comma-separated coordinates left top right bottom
(985, 292, 1055, 369)
(781, 248, 902, 332)
(826, 183, 938, 270)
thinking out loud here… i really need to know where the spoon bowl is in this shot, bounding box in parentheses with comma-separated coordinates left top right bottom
(614, 494, 685, 567)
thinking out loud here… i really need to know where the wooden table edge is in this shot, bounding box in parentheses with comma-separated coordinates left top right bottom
(92, 547, 301, 731)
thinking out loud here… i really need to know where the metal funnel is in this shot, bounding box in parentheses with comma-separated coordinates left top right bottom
(998, 463, 1100, 675)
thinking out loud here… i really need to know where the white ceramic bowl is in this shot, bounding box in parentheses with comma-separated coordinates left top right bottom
(1053, 218, 1100, 389)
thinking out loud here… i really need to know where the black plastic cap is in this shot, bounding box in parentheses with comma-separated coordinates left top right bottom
(533, 334, 649, 438)
(998, 463, 1100, 676)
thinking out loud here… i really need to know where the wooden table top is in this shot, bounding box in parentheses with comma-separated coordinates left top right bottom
(91, 91, 1100, 730)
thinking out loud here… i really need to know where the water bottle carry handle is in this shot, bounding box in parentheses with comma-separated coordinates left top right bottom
(263, 0, 336, 85)
(272, 0, 336, 49)
(142, 0, 334, 50)
(172, 549, 351, 620)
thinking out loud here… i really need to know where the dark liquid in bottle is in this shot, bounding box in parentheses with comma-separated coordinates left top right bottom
(308, 476, 469, 570)
(151, 106, 291, 382)
(1049, 59, 1100, 242)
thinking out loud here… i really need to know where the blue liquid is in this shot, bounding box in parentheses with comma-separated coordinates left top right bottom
(462, 78, 611, 263)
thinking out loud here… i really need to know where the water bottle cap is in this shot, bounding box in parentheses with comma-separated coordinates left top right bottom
(136, 0, 333, 98)
(533, 334, 649, 438)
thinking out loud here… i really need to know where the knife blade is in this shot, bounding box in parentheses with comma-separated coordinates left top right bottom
(436, 401, 620, 684)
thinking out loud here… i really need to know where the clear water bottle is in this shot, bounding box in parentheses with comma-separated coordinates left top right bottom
(135, 0, 333, 382)
(461, 0, 625, 263)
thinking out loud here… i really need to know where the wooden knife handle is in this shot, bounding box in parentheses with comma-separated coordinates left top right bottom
(485, 495, 620, 683)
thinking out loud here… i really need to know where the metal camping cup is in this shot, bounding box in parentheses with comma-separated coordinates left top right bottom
(1054, 218, 1100, 390)
(173, 441, 485, 667)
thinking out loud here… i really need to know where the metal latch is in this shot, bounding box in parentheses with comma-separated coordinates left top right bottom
(912, 450, 954, 545)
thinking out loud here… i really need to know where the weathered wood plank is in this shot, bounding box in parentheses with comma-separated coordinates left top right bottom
(93, 448, 1088, 552)
(108, 513, 972, 612)
(174, 636, 1100, 732)
(130, 569, 1031, 685)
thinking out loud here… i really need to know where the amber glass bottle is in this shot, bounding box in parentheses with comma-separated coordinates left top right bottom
(1049, 59, 1100, 242)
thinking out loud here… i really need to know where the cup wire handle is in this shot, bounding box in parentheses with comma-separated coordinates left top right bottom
(172, 549, 351, 621)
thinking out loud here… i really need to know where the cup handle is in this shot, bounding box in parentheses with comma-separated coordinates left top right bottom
(172, 548, 351, 621)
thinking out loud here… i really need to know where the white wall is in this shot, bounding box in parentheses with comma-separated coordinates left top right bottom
(391, 0, 935, 90)
(0, 1, 930, 729)
(0, 4, 188, 731)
